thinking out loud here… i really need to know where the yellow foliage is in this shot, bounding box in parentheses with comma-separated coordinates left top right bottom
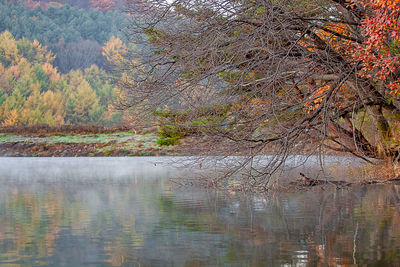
(67, 69, 85, 88)
(1, 109, 18, 126)
(18, 87, 66, 126)
(0, 62, 8, 92)
(42, 90, 65, 125)
(84, 64, 100, 73)
(19, 88, 41, 125)
(45, 52, 56, 64)
(32, 39, 56, 64)
(0, 31, 110, 126)
(75, 80, 98, 109)
(102, 36, 127, 65)
(42, 62, 60, 83)
(15, 58, 30, 73)
(8, 65, 21, 79)
(0, 31, 20, 65)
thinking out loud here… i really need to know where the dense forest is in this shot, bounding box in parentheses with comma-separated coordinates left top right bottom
(0, 0, 128, 73)
(0, 31, 125, 126)
(0, 0, 134, 126)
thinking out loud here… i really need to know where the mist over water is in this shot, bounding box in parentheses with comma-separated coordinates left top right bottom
(0, 157, 398, 266)
(0, 157, 177, 181)
(0, 155, 366, 181)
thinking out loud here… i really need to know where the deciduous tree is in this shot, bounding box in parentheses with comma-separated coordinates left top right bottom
(0, 31, 117, 126)
(120, 0, 400, 186)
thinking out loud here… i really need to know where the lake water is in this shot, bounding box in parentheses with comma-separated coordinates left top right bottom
(0, 157, 399, 266)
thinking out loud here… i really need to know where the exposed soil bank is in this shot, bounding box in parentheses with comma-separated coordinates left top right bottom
(0, 138, 219, 157)
(0, 125, 215, 156)
(0, 142, 166, 157)
(0, 125, 349, 157)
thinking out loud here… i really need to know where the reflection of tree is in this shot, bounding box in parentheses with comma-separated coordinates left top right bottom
(0, 182, 159, 265)
(153, 186, 400, 266)
(0, 187, 88, 262)
(1, 182, 400, 266)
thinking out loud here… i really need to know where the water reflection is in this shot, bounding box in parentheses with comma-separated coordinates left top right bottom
(0, 158, 399, 266)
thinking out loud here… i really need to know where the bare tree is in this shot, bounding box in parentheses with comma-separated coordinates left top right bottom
(118, 0, 400, 187)
(50, 39, 106, 73)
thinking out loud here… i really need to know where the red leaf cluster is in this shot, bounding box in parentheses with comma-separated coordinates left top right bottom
(350, 0, 400, 95)
(89, 0, 116, 11)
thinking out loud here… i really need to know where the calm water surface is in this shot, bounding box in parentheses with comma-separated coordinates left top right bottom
(0, 157, 399, 266)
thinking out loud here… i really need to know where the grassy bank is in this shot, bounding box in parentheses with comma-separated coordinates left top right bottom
(0, 125, 219, 157)
(0, 126, 165, 156)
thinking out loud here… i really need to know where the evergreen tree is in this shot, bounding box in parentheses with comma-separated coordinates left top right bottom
(65, 80, 100, 124)
(0, 0, 128, 73)
(0, 31, 117, 126)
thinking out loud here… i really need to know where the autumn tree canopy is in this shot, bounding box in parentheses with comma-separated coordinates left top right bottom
(350, 0, 400, 95)
(118, 0, 400, 184)
(0, 31, 125, 126)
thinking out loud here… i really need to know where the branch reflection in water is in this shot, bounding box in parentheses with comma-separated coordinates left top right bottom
(0, 157, 398, 266)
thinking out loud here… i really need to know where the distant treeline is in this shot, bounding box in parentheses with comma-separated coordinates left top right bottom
(6, 0, 127, 11)
(0, 31, 124, 126)
(0, 0, 128, 73)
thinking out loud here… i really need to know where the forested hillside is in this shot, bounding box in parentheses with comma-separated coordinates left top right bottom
(0, 0, 136, 127)
(0, 0, 128, 73)
(0, 31, 123, 126)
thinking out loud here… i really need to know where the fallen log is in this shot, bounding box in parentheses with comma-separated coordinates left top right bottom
(361, 177, 400, 185)
(290, 173, 352, 187)
(290, 173, 400, 188)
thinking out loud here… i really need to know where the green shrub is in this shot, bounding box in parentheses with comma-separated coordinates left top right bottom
(156, 124, 184, 146)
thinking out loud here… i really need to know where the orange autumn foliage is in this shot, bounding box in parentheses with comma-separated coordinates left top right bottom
(350, 0, 400, 95)
(302, 1, 400, 111)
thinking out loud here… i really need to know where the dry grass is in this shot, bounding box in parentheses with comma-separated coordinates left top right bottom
(0, 124, 134, 135)
(361, 158, 400, 181)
